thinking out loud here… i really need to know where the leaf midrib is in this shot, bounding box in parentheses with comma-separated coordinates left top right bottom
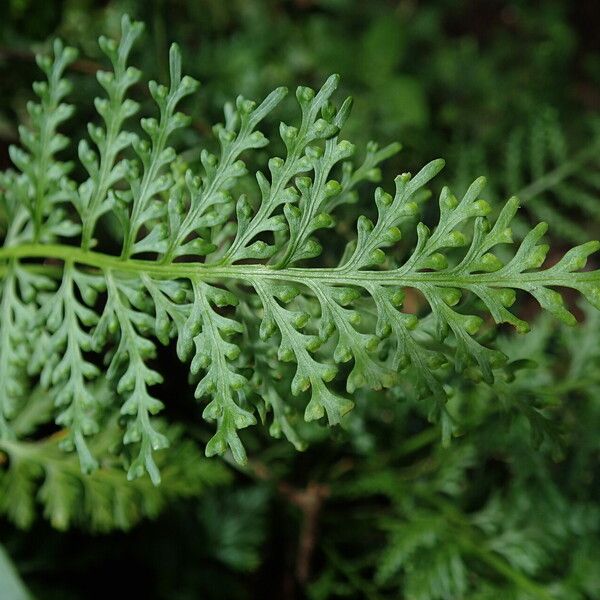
(1, 242, 598, 289)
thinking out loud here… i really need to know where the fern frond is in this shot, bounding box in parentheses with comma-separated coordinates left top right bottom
(77, 14, 144, 250)
(1, 15, 600, 482)
(507, 110, 600, 243)
(7, 39, 78, 242)
(29, 262, 104, 471)
(454, 109, 600, 244)
(0, 385, 230, 531)
(0, 264, 53, 436)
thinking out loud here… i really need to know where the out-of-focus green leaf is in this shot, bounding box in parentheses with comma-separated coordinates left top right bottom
(0, 543, 32, 600)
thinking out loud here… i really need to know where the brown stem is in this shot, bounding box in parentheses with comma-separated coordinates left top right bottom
(244, 457, 330, 584)
(278, 480, 330, 583)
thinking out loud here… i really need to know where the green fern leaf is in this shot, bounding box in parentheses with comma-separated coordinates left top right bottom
(2, 15, 600, 483)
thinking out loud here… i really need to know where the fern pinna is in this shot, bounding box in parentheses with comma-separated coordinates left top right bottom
(1, 16, 600, 484)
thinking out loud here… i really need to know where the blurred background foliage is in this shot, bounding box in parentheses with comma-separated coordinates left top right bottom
(2, 0, 599, 170)
(0, 1, 599, 599)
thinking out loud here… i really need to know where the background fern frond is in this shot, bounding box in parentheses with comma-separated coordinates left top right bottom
(0, 383, 230, 531)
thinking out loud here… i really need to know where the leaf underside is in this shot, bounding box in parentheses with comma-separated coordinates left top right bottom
(1, 15, 600, 483)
